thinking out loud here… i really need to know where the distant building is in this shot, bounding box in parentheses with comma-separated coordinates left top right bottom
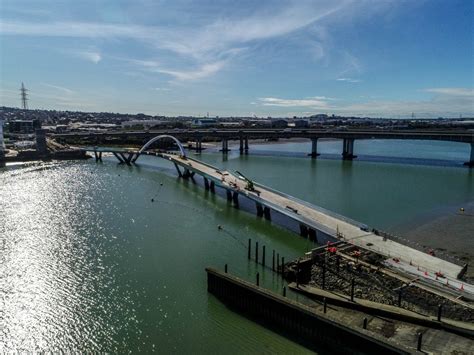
(293, 119, 310, 128)
(244, 119, 272, 128)
(218, 121, 244, 128)
(309, 114, 328, 121)
(191, 118, 217, 127)
(7, 120, 41, 134)
(121, 120, 167, 129)
(271, 119, 288, 128)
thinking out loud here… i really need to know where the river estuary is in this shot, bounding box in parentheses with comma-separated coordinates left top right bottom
(1, 139, 473, 353)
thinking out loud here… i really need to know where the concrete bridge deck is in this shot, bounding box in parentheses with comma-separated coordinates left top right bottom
(82, 145, 472, 298)
(163, 154, 467, 283)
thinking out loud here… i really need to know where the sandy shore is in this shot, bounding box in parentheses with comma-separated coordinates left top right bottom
(397, 202, 474, 280)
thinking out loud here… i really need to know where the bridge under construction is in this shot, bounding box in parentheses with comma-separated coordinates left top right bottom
(83, 135, 473, 303)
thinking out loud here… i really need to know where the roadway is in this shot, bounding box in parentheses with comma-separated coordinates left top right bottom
(164, 153, 469, 294)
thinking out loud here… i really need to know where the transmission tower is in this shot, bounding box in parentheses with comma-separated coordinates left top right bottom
(20, 82, 28, 110)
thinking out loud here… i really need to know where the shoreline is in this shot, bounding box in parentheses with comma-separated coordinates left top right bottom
(393, 202, 474, 280)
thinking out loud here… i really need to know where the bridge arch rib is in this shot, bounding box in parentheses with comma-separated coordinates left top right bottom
(134, 134, 186, 162)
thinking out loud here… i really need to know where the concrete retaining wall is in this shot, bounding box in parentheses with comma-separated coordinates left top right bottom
(206, 267, 416, 354)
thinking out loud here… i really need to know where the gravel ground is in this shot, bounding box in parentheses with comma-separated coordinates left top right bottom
(307, 251, 473, 322)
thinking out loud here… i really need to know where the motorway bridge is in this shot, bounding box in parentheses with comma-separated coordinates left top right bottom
(55, 128, 474, 166)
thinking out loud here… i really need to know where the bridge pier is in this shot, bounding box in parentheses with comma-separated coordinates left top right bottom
(35, 129, 49, 158)
(239, 137, 244, 154)
(226, 189, 233, 201)
(464, 142, 474, 167)
(93, 150, 103, 162)
(112, 152, 125, 164)
(174, 162, 183, 177)
(204, 177, 210, 190)
(256, 202, 264, 217)
(221, 139, 230, 153)
(310, 138, 320, 158)
(263, 206, 271, 221)
(245, 137, 249, 153)
(0, 150, 5, 168)
(0, 120, 5, 168)
(308, 228, 317, 243)
(232, 191, 239, 208)
(210, 181, 215, 193)
(182, 168, 195, 179)
(299, 224, 309, 238)
(342, 138, 357, 160)
(196, 138, 202, 153)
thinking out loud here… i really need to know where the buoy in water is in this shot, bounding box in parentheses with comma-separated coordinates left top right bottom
(151, 198, 154, 202)
(218, 225, 223, 230)
(160, 183, 163, 186)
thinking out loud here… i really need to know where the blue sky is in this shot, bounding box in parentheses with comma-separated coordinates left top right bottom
(0, 0, 473, 117)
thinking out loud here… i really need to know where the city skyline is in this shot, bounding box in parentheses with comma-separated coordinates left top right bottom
(0, 0, 473, 118)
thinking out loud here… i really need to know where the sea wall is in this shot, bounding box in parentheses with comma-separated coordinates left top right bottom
(206, 267, 416, 354)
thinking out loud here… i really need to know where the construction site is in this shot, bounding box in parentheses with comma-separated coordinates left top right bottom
(282, 241, 473, 352)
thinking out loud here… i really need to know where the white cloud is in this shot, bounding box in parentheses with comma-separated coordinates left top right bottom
(76, 51, 102, 64)
(159, 61, 226, 81)
(258, 97, 330, 108)
(41, 83, 74, 94)
(337, 78, 361, 83)
(255, 87, 474, 117)
(425, 88, 474, 97)
(152, 87, 171, 91)
(0, 2, 354, 81)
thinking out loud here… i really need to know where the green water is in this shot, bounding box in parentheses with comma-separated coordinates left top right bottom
(1, 141, 473, 353)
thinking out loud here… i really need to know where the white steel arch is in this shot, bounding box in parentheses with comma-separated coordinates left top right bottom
(137, 134, 186, 158)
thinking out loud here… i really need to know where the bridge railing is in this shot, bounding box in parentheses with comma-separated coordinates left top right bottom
(252, 181, 366, 229)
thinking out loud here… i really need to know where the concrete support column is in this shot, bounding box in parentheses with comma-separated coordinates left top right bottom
(210, 181, 215, 193)
(299, 224, 309, 238)
(221, 139, 229, 153)
(0, 120, 5, 168)
(204, 177, 210, 190)
(263, 206, 271, 220)
(239, 136, 244, 154)
(342, 138, 356, 160)
(244, 137, 249, 152)
(308, 228, 317, 243)
(232, 191, 239, 208)
(113, 152, 125, 164)
(310, 138, 319, 158)
(97, 151, 103, 162)
(256, 202, 264, 217)
(35, 129, 48, 157)
(0, 150, 5, 168)
(174, 162, 183, 177)
(226, 189, 233, 201)
(196, 138, 202, 153)
(465, 142, 474, 167)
